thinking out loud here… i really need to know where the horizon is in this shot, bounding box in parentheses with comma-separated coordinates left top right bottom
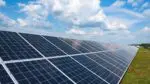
(0, 0, 150, 44)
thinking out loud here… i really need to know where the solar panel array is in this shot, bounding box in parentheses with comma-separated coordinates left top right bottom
(0, 31, 138, 84)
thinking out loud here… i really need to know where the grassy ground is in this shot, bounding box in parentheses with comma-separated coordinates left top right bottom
(121, 48, 150, 84)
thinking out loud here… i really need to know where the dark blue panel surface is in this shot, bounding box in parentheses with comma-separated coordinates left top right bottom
(86, 41, 107, 51)
(44, 36, 80, 54)
(97, 53, 126, 71)
(87, 54, 123, 77)
(0, 64, 14, 84)
(0, 31, 42, 61)
(20, 33, 66, 57)
(60, 38, 90, 53)
(73, 55, 120, 84)
(102, 52, 128, 68)
(7, 60, 73, 84)
(50, 57, 107, 84)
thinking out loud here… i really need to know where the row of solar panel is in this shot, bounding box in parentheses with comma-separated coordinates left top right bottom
(1, 49, 136, 84)
(0, 31, 138, 84)
(0, 31, 107, 61)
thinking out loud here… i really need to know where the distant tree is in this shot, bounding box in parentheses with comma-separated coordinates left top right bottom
(140, 43, 150, 49)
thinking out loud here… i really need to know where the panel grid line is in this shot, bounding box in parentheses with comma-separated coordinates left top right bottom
(0, 58, 18, 84)
(101, 52, 126, 69)
(60, 38, 124, 72)
(17, 33, 76, 84)
(117, 50, 138, 84)
(3, 49, 120, 64)
(79, 42, 126, 69)
(59, 38, 122, 77)
(41, 36, 110, 84)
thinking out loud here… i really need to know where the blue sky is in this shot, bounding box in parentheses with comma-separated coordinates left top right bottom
(0, 0, 150, 44)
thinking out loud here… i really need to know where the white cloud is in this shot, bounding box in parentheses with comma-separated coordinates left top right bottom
(66, 27, 104, 36)
(17, 0, 135, 32)
(0, 13, 16, 27)
(17, 18, 27, 27)
(18, 1, 51, 29)
(141, 2, 150, 9)
(66, 28, 86, 35)
(0, 0, 5, 7)
(143, 9, 150, 18)
(50, 0, 103, 26)
(111, 0, 126, 7)
(127, 0, 143, 7)
(89, 31, 104, 36)
(104, 7, 145, 19)
(106, 21, 127, 30)
(127, 0, 134, 4)
(142, 26, 150, 32)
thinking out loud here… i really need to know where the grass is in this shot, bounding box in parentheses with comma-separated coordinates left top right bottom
(121, 47, 150, 84)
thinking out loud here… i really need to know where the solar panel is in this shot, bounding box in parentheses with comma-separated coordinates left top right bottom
(0, 31, 42, 61)
(20, 33, 66, 57)
(102, 52, 128, 68)
(44, 36, 80, 54)
(60, 38, 98, 52)
(49, 57, 108, 84)
(0, 30, 138, 84)
(85, 41, 107, 51)
(6, 60, 73, 84)
(86, 54, 123, 77)
(0, 64, 14, 84)
(72, 55, 120, 84)
(96, 53, 126, 71)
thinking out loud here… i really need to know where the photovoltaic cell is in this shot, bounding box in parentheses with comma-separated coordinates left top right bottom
(87, 54, 123, 77)
(44, 36, 80, 54)
(20, 33, 66, 57)
(60, 38, 90, 53)
(0, 64, 14, 84)
(7, 60, 73, 84)
(49, 57, 107, 84)
(96, 53, 126, 71)
(109, 50, 130, 64)
(73, 55, 120, 84)
(102, 52, 128, 69)
(0, 31, 42, 61)
(86, 41, 107, 51)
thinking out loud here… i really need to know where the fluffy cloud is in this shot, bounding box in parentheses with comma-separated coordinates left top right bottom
(66, 27, 104, 37)
(66, 28, 86, 35)
(141, 26, 150, 32)
(17, 0, 136, 32)
(18, 1, 51, 28)
(143, 9, 150, 18)
(111, 0, 126, 7)
(50, 0, 106, 27)
(141, 2, 150, 9)
(127, 0, 143, 7)
(0, 0, 5, 7)
(0, 13, 16, 28)
(17, 18, 27, 27)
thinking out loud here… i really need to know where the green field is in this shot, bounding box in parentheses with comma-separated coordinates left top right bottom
(121, 48, 150, 84)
